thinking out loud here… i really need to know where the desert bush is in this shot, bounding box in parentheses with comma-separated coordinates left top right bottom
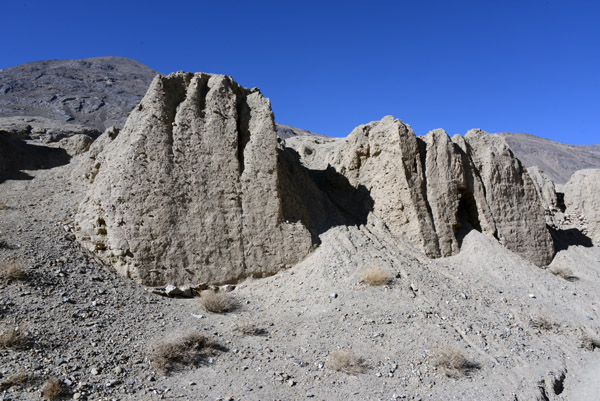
(149, 331, 221, 374)
(0, 326, 29, 349)
(531, 316, 557, 331)
(201, 291, 237, 313)
(233, 322, 268, 336)
(41, 378, 64, 400)
(0, 258, 28, 282)
(360, 267, 392, 286)
(327, 349, 367, 375)
(581, 330, 600, 351)
(0, 370, 34, 389)
(432, 348, 480, 378)
(550, 267, 579, 282)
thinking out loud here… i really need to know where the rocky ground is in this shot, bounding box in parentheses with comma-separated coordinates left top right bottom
(1, 141, 600, 400)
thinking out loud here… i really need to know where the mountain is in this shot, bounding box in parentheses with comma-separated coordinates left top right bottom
(496, 132, 600, 184)
(0, 56, 157, 131)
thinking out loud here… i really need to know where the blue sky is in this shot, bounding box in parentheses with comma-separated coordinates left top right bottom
(2, 0, 599, 144)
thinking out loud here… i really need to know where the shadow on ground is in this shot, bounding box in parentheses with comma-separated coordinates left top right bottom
(0, 134, 71, 183)
(549, 226, 594, 253)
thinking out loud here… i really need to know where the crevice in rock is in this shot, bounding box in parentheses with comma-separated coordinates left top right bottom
(236, 97, 251, 174)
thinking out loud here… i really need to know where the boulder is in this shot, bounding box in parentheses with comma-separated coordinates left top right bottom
(75, 72, 314, 286)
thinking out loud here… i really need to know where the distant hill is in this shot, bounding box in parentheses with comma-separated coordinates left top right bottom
(496, 132, 600, 184)
(1, 57, 598, 184)
(0, 57, 158, 131)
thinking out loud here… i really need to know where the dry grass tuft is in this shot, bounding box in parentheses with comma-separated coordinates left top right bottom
(41, 378, 64, 400)
(550, 267, 579, 282)
(0, 258, 28, 282)
(360, 267, 392, 286)
(0, 370, 35, 390)
(0, 326, 29, 349)
(531, 316, 558, 331)
(327, 350, 367, 375)
(233, 322, 268, 336)
(201, 291, 237, 313)
(0, 201, 7, 210)
(149, 331, 221, 374)
(433, 348, 480, 378)
(581, 330, 600, 351)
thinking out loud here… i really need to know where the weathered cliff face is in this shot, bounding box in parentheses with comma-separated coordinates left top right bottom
(75, 72, 313, 286)
(289, 117, 554, 266)
(563, 169, 600, 243)
(76, 77, 556, 287)
(527, 166, 559, 214)
(461, 129, 554, 265)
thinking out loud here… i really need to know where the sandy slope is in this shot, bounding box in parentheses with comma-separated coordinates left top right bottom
(1, 145, 600, 400)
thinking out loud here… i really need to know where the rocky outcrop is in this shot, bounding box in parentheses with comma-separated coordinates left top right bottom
(76, 78, 557, 286)
(75, 72, 314, 286)
(462, 130, 554, 265)
(527, 166, 559, 213)
(563, 169, 600, 243)
(289, 117, 554, 266)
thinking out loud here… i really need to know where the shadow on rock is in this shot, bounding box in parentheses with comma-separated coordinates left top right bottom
(0, 133, 71, 183)
(277, 146, 373, 243)
(549, 226, 594, 253)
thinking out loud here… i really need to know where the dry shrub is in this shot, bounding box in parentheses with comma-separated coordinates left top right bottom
(233, 322, 268, 336)
(327, 350, 367, 375)
(201, 291, 236, 313)
(41, 378, 64, 400)
(0, 370, 35, 389)
(531, 316, 557, 331)
(0, 201, 7, 210)
(581, 330, 600, 351)
(550, 267, 579, 282)
(149, 331, 221, 374)
(360, 267, 392, 286)
(0, 258, 28, 282)
(0, 326, 29, 349)
(433, 348, 480, 378)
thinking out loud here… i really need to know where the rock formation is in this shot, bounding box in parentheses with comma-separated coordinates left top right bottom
(288, 117, 554, 266)
(75, 72, 314, 286)
(527, 166, 559, 213)
(76, 75, 556, 286)
(563, 169, 600, 243)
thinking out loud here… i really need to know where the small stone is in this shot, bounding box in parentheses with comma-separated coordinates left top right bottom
(329, 293, 338, 298)
(306, 392, 314, 397)
(528, 293, 536, 298)
(287, 379, 296, 387)
(106, 379, 121, 387)
(188, 381, 196, 386)
(73, 393, 81, 400)
(114, 366, 123, 374)
(90, 367, 99, 375)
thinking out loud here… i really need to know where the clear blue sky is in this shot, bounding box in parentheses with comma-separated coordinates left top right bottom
(2, 0, 599, 144)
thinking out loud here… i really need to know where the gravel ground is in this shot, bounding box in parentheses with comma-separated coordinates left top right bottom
(1, 146, 600, 401)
